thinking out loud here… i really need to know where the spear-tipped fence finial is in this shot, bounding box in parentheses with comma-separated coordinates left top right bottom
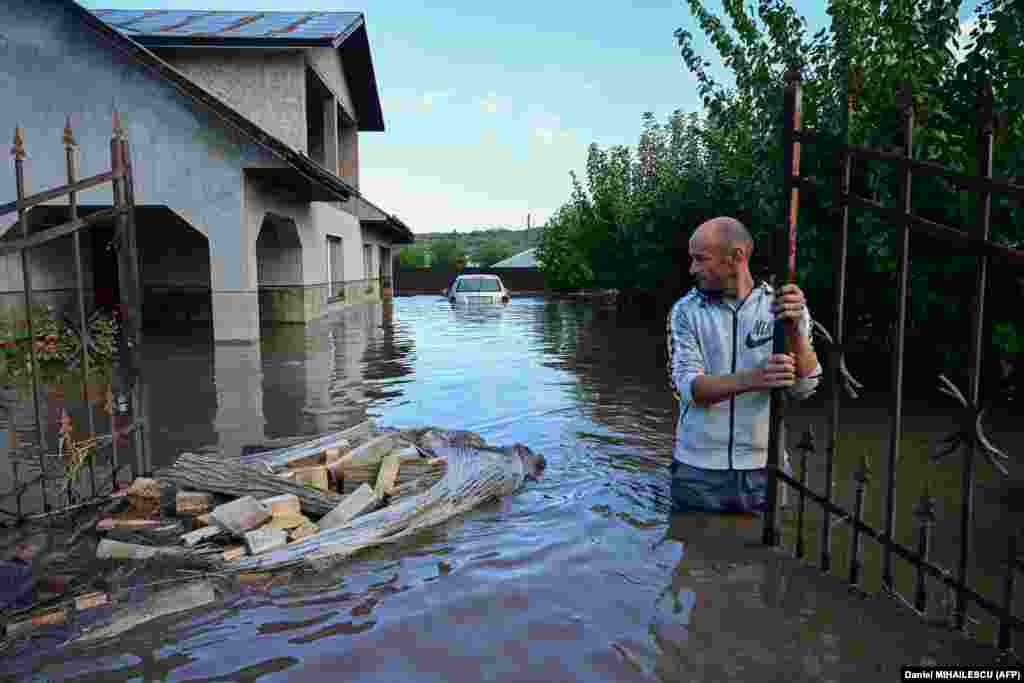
(11, 126, 26, 161)
(63, 115, 76, 148)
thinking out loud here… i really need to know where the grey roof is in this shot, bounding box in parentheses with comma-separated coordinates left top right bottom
(89, 8, 385, 132)
(492, 248, 538, 268)
(91, 10, 362, 45)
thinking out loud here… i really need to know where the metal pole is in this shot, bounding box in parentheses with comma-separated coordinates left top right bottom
(12, 126, 49, 514)
(881, 79, 915, 593)
(824, 23, 854, 574)
(764, 63, 802, 547)
(120, 132, 146, 478)
(65, 116, 98, 500)
(109, 113, 125, 490)
(795, 427, 814, 560)
(913, 487, 936, 613)
(849, 454, 870, 587)
(956, 78, 995, 631)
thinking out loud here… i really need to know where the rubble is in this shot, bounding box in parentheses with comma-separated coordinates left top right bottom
(0, 423, 546, 644)
(319, 483, 378, 530)
(209, 496, 271, 536)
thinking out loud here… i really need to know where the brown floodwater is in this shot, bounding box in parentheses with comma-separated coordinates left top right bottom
(0, 295, 1020, 681)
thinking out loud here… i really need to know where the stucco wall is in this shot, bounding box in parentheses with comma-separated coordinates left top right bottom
(154, 47, 307, 155)
(306, 47, 356, 123)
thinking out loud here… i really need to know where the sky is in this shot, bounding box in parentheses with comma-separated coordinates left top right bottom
(78, 0, 983, 236)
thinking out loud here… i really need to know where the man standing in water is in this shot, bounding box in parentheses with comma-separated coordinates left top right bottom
(666, 216, 822, 513)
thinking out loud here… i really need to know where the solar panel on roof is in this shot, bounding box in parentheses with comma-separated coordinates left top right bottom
(161, 13, 249, 34)
(93, 9, 362, 42)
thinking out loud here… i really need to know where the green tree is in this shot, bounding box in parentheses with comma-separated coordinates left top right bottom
(472, 240, 515, 268)
(430, 239, 467, 271)
(397, 243, 429, 269)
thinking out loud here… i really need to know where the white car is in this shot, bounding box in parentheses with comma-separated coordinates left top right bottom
(442, 274, 510, 304)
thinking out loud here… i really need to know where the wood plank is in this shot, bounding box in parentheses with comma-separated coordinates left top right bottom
(319, 483, 378, 530)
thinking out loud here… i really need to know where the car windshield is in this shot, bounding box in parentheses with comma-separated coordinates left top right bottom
(456, 278, 501, 292)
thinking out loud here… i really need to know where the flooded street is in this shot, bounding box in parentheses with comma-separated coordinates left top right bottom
(1, 295, 1018, 681)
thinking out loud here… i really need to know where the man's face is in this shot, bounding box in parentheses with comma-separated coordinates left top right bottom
(688, 232, 736, 293)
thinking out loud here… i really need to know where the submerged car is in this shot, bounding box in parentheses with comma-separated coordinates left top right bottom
(443, 274, 511, 304)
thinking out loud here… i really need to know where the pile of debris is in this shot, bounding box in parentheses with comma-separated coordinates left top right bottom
(0, 421, 545, 642)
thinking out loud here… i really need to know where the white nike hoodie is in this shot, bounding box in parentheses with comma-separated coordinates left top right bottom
(666, 281, 822, 470)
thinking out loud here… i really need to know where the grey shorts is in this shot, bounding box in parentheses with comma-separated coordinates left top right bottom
(670, 456, 792, 513)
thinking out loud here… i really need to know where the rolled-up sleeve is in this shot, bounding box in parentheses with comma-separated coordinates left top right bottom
(666, 302, 705, 405)
(787, 306, 822, 401)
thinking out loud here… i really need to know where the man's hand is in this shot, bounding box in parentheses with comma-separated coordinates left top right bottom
(752, 353, 796, 390)
(772, 284, 806, 332)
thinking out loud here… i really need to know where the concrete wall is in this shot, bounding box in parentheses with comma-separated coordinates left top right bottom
(306, 47, 356, 123)
(0, 0, 293, 342)
(154, 47, 307, 154)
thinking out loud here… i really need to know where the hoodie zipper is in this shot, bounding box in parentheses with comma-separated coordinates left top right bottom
(727, 289, 756, 470)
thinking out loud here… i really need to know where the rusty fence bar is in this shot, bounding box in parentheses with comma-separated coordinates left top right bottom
(65, 116, 99, 500)
(2, 113, 141, 520)
(881, 79, 915, 594)
(12, 127, 49, 514)
(768, 70, 1022, 652)
(764, 63, 802, 548)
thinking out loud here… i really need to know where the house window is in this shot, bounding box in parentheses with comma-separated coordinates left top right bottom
(363, 244, 373, 282)
(327, 235, 343, 297)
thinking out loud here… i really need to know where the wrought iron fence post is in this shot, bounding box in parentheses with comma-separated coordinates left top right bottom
(998, 533, 1017, 651)
(849, 454, 870, 587)
(64, 116, 98, 499)
(955, 77, 996, 632)
(913, 486, 937, 613)
(12, 126, 49, 514)
(795, 427, 815, 560)
(765, 62, 802, 548)
(882, 79, 915, 594)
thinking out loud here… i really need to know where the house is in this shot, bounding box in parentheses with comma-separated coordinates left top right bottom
(492, 248, 538, 268)
(0, 1, 413, 343)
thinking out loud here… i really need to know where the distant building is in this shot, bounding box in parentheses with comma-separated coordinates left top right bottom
(492, 248, 538, 268)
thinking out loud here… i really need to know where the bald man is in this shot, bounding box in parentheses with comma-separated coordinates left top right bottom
(666, 217, 822, 513)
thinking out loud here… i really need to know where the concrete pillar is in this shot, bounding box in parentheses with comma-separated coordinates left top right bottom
(213, 342, 266, 459)
(210, 215, 259, 342)
(324, 96, 339, 177)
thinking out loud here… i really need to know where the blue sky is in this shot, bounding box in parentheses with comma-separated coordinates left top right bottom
(79, 1, 981, 235)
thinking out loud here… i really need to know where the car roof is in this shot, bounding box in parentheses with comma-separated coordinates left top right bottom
(455, 274, 501, 279)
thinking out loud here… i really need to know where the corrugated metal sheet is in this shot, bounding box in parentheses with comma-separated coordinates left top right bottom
(92, 9, 362, 41)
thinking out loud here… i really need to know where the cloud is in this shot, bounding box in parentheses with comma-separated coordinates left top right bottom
(476, 92, 501, 114)
(530, 112, 573, 145)
(418, 89, 455, 110)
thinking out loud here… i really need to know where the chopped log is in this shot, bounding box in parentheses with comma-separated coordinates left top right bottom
(98, 518, 166, 531)
(325, 446, 347, 465)
(222, 545, 247, 562)
(96, 539, 221, 568)
(290, 523, 320, 542)
(320, 483, 378, 530)
(126, 478, 161, 514)
(74, 581, 217, 643)
(75, 592, 110, 611)
(6, 606, 68, 635)
(327, 434, 397, 475)
(262, 494, 301, 517)
(104, 522, 184, 545)
(196, 513, 211, 527)
(237, 420, 374, 470)
(265, 513, 309, 531)
(181, 525, 226, 547)
(210, 496, 271, 537)
(375, 454, 402, 498)
(176, 490, 214, 516)
(244, 527, 288, 555)
(291, 466, 330, 491)
(155, 452, 345, 517)
(285, 452, 325, 470)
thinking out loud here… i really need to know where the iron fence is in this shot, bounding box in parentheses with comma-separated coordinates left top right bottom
(0, 113, 145, 522)
(764, 66, 1024, 653)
